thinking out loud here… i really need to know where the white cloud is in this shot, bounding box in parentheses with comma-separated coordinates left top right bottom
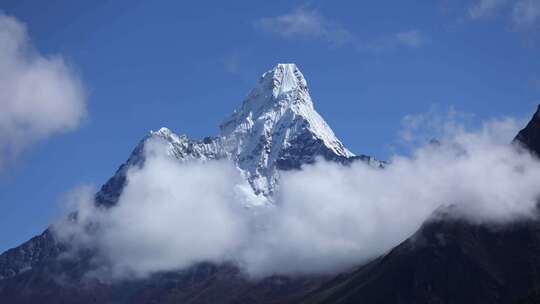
(399, 106, 476, 146)
(55, 139, 249, 279)
(468, 0, 509, 19)
(54, 112, 540, 279)
(256, 8, 353, 46)
(0, 14, 86, 167)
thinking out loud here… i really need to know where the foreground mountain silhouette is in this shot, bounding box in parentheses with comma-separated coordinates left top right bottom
(1, 64, 540, 304)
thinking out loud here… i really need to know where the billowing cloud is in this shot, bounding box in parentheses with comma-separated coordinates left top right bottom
(54, 113, 540, 279)
(0, 14, 86, 167)
(55, 139, 250, 279)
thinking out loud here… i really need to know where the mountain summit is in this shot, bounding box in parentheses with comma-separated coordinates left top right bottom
(219, 63, 355, 195)
(220, 63, 352, 159)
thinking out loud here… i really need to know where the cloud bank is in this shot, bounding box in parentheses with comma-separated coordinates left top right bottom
(0, 14, 86, 167)
(54, 115, 540, 280)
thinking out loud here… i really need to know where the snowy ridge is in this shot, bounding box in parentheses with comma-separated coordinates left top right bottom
(149, 127, 224, 161)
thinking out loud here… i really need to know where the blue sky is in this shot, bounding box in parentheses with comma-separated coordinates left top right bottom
(0, 0, 539, 252)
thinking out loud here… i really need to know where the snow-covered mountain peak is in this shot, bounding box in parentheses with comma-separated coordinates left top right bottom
(97, 64, 364, 204)
(220, 63, 353, 159)
(221, 64, 309, 125)
(217, 63, 354, 195)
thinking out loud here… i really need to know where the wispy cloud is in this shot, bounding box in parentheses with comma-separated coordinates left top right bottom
(468, 0, 509, 19)
(466, 0, 540, 30)
(399, 106, 476, 146)
(256, 8, 429, 51)
(0, 13, 86, 168)
(255, 8, 354, 46)
(512, 0, 540, 29)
